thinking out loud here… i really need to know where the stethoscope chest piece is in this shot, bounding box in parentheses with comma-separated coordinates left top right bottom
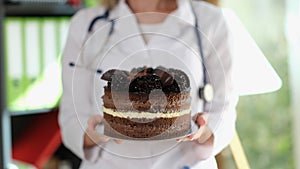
(199, 84, 214, 102)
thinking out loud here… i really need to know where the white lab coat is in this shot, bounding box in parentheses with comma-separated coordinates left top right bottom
(59, 0, 238, 168)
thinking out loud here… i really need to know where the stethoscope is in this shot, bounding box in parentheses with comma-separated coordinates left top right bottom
(69, 4, 214, 103)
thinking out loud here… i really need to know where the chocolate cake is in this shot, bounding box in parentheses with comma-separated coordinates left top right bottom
(101, 66, 191, 139)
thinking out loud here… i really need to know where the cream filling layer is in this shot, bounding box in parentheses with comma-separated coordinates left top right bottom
(103, 106, 191, 119)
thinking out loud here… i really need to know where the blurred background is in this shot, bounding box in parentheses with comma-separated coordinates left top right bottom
(0, 0, 299, 169)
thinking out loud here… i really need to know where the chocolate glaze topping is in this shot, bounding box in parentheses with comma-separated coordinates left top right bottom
(101, 66, 190, 94)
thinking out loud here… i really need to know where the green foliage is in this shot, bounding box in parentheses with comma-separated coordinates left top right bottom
(84, 0, 99, 7)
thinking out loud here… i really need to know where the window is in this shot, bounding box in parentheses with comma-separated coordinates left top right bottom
(221, 0, 293, 168)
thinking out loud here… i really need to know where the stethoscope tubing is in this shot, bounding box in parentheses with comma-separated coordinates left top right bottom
(69, 3, 213, 103)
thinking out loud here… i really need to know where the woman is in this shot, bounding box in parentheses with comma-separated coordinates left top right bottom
(59, 0, 238, 168)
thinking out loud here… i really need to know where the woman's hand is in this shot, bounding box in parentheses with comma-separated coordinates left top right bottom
(177, 113, 213, 144)
(84, 115, 122, 148)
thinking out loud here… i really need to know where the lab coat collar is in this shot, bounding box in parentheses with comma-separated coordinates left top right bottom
(174, 0, 196, 26)
(104, 0, 197, 56)
(108, 0, 196, 27)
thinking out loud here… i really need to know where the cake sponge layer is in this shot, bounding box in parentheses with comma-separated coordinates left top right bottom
(103, 113, 191, 139)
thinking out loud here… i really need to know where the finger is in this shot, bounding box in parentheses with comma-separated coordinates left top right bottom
(196, 115, 206, 127)
(113, 139, 124, 144)
(86, 129, 110, 143)
(87, 116, 97, 130)
(88, 115, 103, 130)
(190, 126, 206, 141)
(99, 136, 110, 143)
(192, 113, 199, 122)
(197, 126, 213, 144)
(201, 113, 209, 122)
(176, 136, 191, 142)
(94, 115, 103, 123)
(192, 112, 206, 125)
(189, 125, 213, 144)
(177, 127, 208, 142)
(89, 115, 103, 124)
(87, 122, 95, 131)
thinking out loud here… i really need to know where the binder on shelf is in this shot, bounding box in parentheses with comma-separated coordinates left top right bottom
(5, 18, 25, 110)
(58, 18, 70, 54)
(42, 18, 57, 69)
(22, 18, 42, 109)
(24, 18, 41, 82)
